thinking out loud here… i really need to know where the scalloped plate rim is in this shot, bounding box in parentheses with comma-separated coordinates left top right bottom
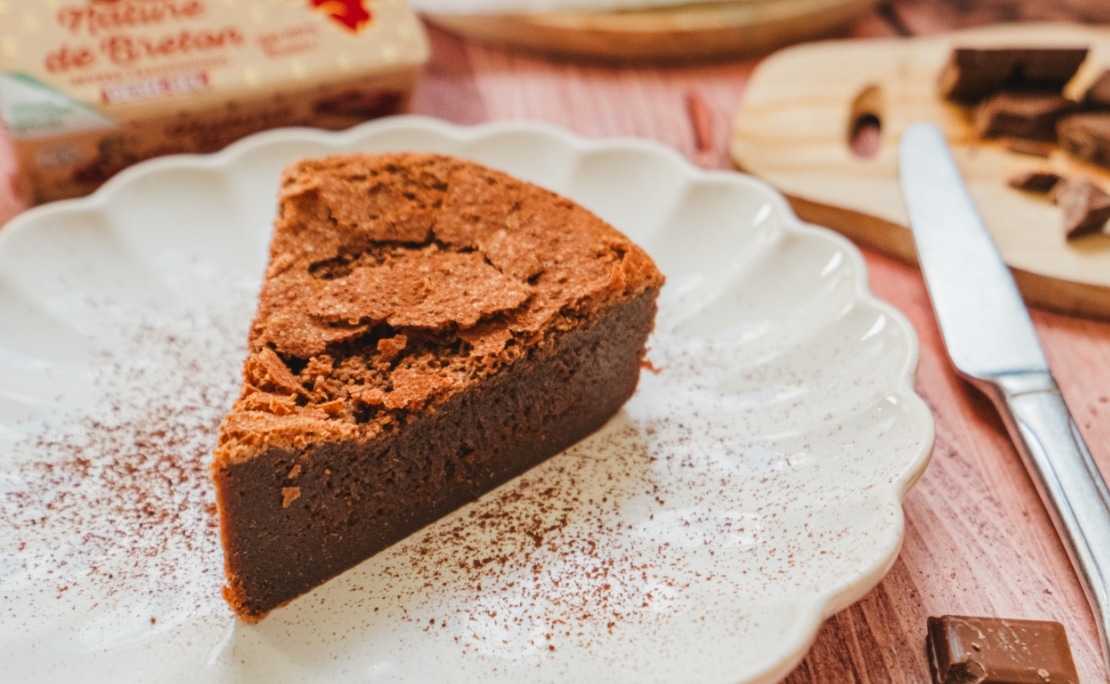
(0, 115, 935, 684)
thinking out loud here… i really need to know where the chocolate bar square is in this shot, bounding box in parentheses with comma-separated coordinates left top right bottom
(975, 92, 1079, 141)
(939, 48, 1088, 101)
(926, 615, 1078, 684)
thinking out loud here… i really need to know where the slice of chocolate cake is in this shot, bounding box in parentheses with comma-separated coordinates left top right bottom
(211, 153, 664, 621)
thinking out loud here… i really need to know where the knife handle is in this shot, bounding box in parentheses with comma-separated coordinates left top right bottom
(983, 372, 1110, 667)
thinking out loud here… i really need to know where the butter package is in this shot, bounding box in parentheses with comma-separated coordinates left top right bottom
(0, 0, 428, 204)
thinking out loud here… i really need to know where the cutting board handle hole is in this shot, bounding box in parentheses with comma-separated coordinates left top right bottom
(848, 84, 884, 159)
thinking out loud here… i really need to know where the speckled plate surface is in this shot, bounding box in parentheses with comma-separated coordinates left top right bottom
(0, 117, 933, 683)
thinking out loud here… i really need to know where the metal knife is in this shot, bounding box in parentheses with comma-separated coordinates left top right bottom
(899, 122, 1110, 669)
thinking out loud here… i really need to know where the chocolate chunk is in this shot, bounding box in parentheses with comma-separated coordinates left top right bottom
(1003, 138, 1054, 158)
(1054, 177, 1110, 238)
(975, 92, 1079, 141)
(1058, 112, 1110, 167)
(1007, 170, 1062, 193)
(1082, 69, 1110, 108)
(939, 47, 1089, 102)
(926, 615, 1079, 684)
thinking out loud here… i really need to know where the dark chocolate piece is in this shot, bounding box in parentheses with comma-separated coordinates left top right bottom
(1058, 112, 1110, 167)
(1082, 69, 1110, 108)
(1054, 177, 1110, 238)
(1007, 170, 1062, 194)
(926, 615, 1079, 684)
(1003, 138, 1054, 158)
(939, 47, 1089, 102)
(975, 92, 1079, 141)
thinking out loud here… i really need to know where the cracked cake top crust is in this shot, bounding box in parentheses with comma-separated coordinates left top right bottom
(214, 153, 664, 466)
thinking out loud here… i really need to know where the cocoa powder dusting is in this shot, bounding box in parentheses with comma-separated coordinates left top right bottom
(414, 459, 662, 644)
(0, 282, 252, 654)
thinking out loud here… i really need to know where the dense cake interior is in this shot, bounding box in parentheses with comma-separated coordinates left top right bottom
(215, 153, 662, 463)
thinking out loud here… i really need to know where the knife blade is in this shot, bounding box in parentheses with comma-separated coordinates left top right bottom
(899, 122, 1110, 671)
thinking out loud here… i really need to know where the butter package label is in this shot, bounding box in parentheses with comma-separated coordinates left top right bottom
(0, 0, 428, 203)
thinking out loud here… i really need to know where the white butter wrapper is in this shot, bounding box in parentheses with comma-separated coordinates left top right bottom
(0, 0, 428, 204)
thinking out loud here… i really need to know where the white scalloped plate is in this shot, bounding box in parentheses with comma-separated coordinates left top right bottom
(0, 117, 932, 683)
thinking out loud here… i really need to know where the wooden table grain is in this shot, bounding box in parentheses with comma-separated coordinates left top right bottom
(3, 1, 1109, 682)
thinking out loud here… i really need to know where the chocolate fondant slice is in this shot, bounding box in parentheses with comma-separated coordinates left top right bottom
(926, 615, 1078, 684)
(939, 47, 1088, 102)
(211, 153, 665, 620)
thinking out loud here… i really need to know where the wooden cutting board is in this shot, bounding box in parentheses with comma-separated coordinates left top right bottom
(731, 23, 1110, 320)
(424, 0, 882, 62)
